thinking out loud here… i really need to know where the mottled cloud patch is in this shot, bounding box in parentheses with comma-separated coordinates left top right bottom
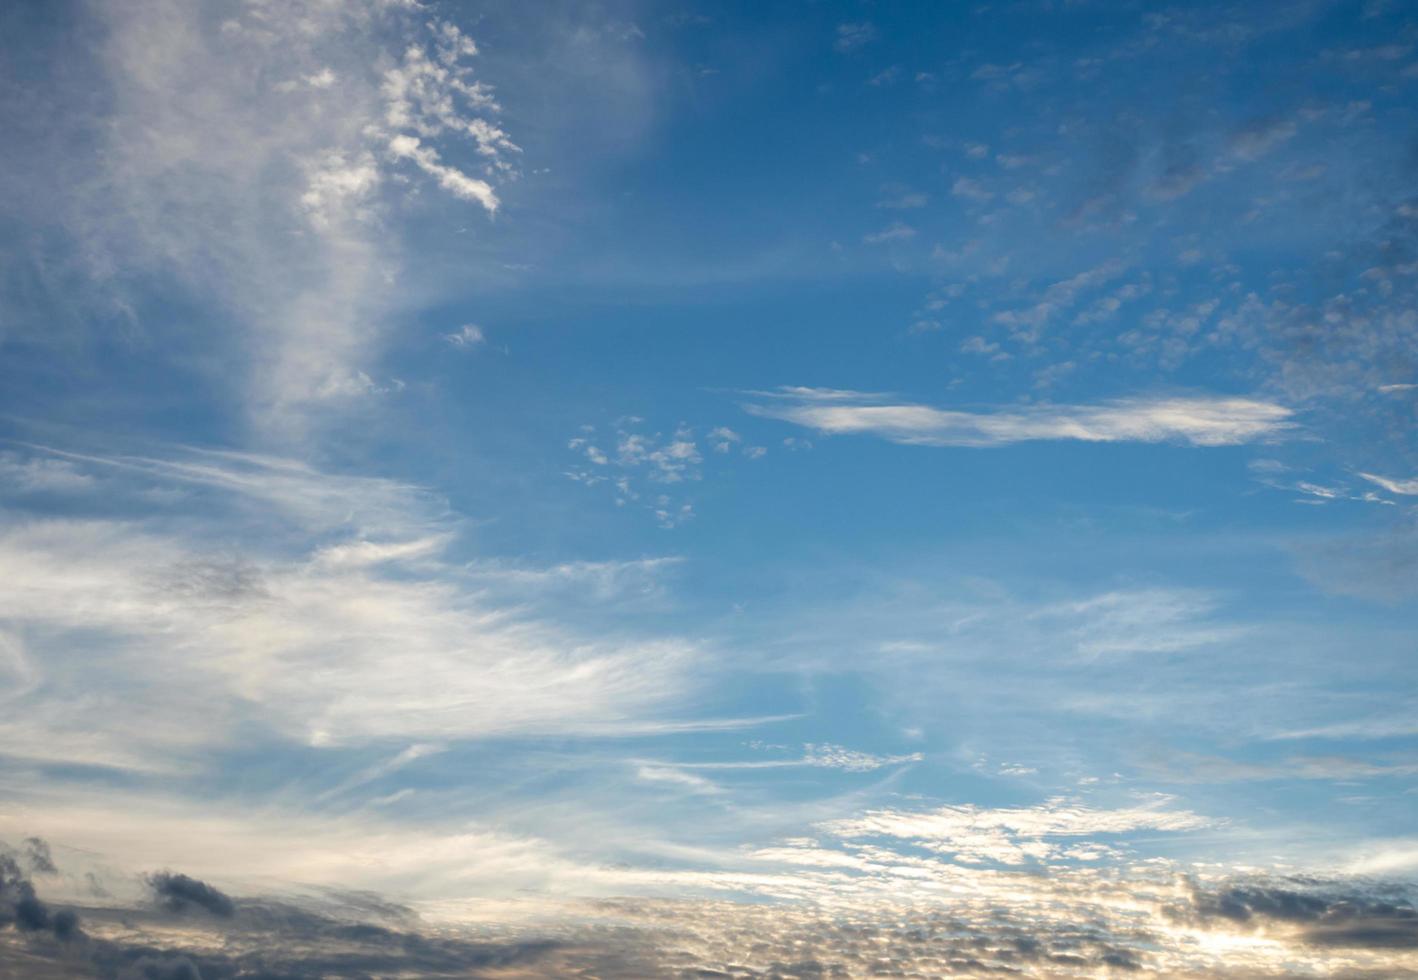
(5, 858, 1418, 978)
(821, 795, 1211, 866)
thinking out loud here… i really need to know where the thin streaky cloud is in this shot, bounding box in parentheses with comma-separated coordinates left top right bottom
(745, 388, 1295, 447)
(1360, 472, 1418, 495)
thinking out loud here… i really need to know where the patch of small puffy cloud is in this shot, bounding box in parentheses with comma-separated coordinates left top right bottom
(744, 387, 1294, 448)
(566, 421, 764, 527)
(990, 261, 1128, 344)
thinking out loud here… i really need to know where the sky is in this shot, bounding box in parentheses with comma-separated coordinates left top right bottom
(1, 0, 1418, 976)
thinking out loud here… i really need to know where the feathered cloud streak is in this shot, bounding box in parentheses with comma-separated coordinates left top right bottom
(746, 387, 1294, 447)
(0, 445, 702, 771)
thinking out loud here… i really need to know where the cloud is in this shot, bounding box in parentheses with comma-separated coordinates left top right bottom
(707, 427, 740, 453)
(745, 388, 1295, 448)
(14, 833, 1417, 978)
(635, 764, 723, 795)
(388, 134, 499, 210)
(1177, 878, 1418, 949)
(833, 22, 877, 53)
(27, 0, 517, 434)
(877, 190, 929, 209)
(22, 839, 56, 877)
(863, 221, 916, 244)
(821, 794, 1211, 866)
(566, 422, 707, 526)
(147, 872, 235, 918)
(1228, 117, 1299, 161)
(951, 176, 994, 202)
(3, 888, 565, 979)
(444, 323, 486, 348)
(0, 455, 95, 495)
(1039, 589, 1242, 660)
(661, 743, 923, 774)
(1361, 472, 1418, 495)
(0, 853, 81, 943)
(0, 445, 708, 768)
(1291, 527, 1418, 602)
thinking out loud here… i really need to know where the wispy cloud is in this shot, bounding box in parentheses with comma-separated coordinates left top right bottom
(651, 743, 923, 775)
(0, 444, 714, 769)
(43, 1, 516, 435)
(745, 388, 1294, 447)
(1360, 472, 1418, 495)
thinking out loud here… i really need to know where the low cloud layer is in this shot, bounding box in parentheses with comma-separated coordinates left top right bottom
(4, 851, 1417, 978)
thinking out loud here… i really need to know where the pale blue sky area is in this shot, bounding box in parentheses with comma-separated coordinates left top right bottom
(2, 1, 1417, 976)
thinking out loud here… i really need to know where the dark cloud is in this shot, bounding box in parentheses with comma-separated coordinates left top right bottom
(0, 853, 82, 943)
(4, 898, 572, 980)
(146, 872, 234, 918)
(1179, 878, 1418, 949)
(118, 955, 205, 980)
(23, 838, 57, 876)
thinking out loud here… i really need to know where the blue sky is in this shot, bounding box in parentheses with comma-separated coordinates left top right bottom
(2, 0, 1418, 976)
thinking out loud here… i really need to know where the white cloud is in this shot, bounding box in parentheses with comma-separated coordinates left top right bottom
(388, 134, 499, 211)
(745, 388, 1295, 447)
(863, 222, 916, 244)
(0, 446, 709, 767)
(802, 743, 923, 772)
(1359, 472, 1418, 495)
(445, 323, 486, 348)
(666, 743, 923, 774)
(821, 795, 1211, 865)
(708, 427, 741, 453)
(566, 423, 705, 526)
(56, 0, 517, 434)
(636, 764, 722, 795)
